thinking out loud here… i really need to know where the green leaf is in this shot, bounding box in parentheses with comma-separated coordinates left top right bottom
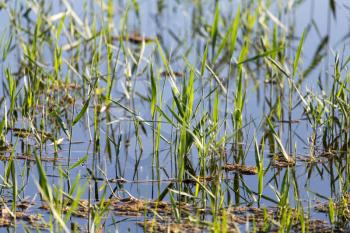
(229, 6, 240, 58)
(72, 97, 90, 126)
(157, 183, 173, 201)
(293, 31, 306, 77)
(201, 44, 208, 77)
(211, 3, 220, 56)
(35, 155, 52, 202)
(328, 198, 335, 224)
(267, 118, 293, 163)
(69, 154, 88, 171)
(53, 112, 70, 139)
(237, 47, 284, 65)
(150, 64, 157, 118)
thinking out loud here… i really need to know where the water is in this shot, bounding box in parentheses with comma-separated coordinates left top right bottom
(0, 0, 350, 232)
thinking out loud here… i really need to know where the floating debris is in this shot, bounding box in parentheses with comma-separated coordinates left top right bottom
(275, 119, 301, 124)
(271, 154, 296, 167)
(16, 200, 34, 210)
(40, 199, 90, 218)
(182, 176, 214, 184)
(47, 82, 81, 92)
(60, 94, 75, 105)
(223, 164, 258, 175)
(0, 155, 62, 162)
(8, 128, 53, 141)
(315, 193, 350, 224)
(225, 206, 333, 233)
(317, 150, 337, 159)
(4, 196, 334, 233)
(0, 208, 48, 229)
(160, 71, 184, 78)
(138, 219, 205, 233)
(113, 33, 155, 44)
(264, 79, 278, 85)
(40, 197, 192, 219)
(0, 144, 13, 153)
(136, 205, 334, 233)
(109, 197, 190, 217)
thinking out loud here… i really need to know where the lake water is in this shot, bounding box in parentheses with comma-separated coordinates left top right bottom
(0, 0, 350, 232)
